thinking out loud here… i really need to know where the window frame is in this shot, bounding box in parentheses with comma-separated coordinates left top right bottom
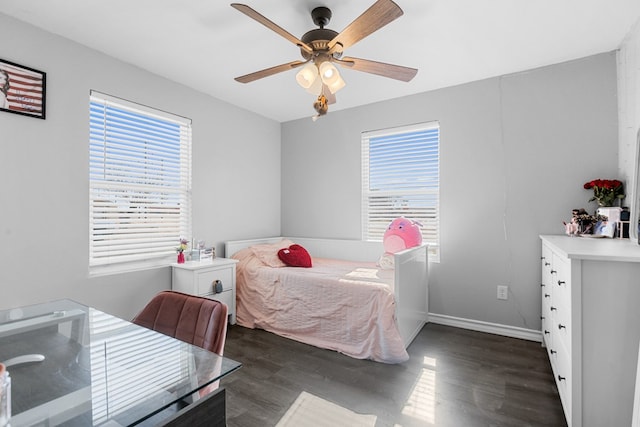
(88, 91, 192, 276)
(361, 121, 440, 261)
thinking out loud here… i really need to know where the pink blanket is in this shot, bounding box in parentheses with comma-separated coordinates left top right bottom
(232, 248, 409, 363)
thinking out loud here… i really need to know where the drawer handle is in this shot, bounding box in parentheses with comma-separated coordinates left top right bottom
(213, 280, 223, 293)
(550, 306, 557, 311)
(544, 330, 550, 335)
(558, 324, 566, 330)
(550, 269, 557, 274)
(558, 375, 566, 382)
(557, 280, 565, 286)
(545, 262, 551, 266)
(544, 293, 550, 298)
(541, 256, 546, 260)
(540, 283, 545, 287)
(550, 349, 556, 354)
(541, 315, 545, 320)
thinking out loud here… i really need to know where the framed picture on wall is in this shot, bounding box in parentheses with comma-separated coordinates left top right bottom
(0, 58, 46, 119)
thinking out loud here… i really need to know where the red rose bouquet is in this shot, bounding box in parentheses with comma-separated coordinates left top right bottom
(583, 179, 625, 207)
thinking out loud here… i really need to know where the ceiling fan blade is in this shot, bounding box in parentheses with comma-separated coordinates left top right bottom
(231, 3, 313, 54)
(338, 57, 417, 82)
(328, 0, 403, 53)
(235, 60, 307, 83)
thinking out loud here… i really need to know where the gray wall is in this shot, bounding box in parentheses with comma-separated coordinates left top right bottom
(281, 53, 619, 331)
(0, 14, 282, 319)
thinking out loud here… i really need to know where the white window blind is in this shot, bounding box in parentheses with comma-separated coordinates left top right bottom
(362, 122, 440, 260)
(89, 91, 192, 273)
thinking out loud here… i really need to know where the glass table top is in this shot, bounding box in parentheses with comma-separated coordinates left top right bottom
(0, 299, 241, 426)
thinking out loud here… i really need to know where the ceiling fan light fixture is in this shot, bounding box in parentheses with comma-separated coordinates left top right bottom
(319, 62, 337, 82)
(295, 62, 318, 89)
(306, 75, 323, 95)
(326, 74, 345, 94)
(319, 62, 345, 94)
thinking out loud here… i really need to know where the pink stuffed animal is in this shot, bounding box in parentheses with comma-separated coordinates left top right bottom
(383, 217, 423, 253)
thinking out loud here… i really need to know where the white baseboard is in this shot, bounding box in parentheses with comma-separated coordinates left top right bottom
(428, 313, 542, 342)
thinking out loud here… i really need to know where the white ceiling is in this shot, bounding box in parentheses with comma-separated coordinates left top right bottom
(1, 0, 639, 122)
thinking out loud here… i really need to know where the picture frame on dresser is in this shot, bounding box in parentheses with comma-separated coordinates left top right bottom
(593, 220, 615, 238)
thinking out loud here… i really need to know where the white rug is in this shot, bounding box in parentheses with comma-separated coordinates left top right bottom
(276, 391, 377, 427)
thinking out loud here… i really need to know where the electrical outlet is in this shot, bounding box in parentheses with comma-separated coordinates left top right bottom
(497, 285, 509, 300)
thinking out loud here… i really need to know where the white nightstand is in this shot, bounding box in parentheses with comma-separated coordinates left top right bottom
(171, 258, 239, 324)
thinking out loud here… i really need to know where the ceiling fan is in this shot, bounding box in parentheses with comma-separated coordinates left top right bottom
(231, 0, 418, 119)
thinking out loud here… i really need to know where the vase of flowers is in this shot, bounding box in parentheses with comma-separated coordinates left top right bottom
(176, 238, 188, 263)
(583, 179, 625, 207)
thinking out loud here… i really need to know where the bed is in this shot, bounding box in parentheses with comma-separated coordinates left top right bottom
(224, 237, 429, 364)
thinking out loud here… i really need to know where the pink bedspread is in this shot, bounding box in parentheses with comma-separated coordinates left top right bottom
(232, 249, 409, 363)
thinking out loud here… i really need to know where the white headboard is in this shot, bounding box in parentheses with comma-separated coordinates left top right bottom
(224, 237, 283, 258)
(224, 236, 383, 262)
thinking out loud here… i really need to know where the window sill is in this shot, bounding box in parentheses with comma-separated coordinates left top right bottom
(89, 256, 174, 277)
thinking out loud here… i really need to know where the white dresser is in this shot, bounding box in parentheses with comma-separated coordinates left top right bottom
(172, 258, 239, 324)
(540, 235, 640, 427)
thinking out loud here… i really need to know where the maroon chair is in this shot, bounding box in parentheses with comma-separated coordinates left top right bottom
(132, 291, 228, 356)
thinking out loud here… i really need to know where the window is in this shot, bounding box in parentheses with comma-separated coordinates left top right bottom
(89, 91, 192, 275)
(361, 122, 440, 260)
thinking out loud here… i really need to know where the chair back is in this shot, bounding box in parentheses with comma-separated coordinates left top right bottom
(132, 291, 228, 355)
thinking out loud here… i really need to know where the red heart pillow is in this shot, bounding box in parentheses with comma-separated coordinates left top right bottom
(278, 244, 312, 268)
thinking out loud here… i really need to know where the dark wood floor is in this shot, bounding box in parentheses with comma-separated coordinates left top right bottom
(221, 323, 567, 427)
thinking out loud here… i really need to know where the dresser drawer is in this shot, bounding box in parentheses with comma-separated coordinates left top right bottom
(554, 304, 571, 356)
(541, 245, 553, 290)
(555, 341, 572, 424)
(196, 267, 234, 295)
(553, 278, 571, 315)
(542, 316, 555, 361)
(541, 295, 553, 346)
(541, 245, 553, 273)
(542, 288, 552, 313)
(553, 257, 571, 304)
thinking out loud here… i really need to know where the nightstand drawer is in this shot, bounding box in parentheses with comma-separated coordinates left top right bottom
(196, 268, 234, 295)
(205, 290, 233, 310)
